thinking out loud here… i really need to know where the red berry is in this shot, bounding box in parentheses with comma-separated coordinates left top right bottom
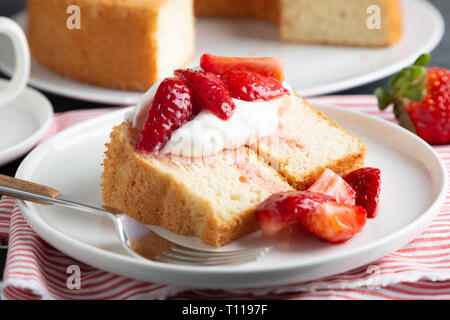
(135, 78, 194, 152)
(308, 168, 356, 206)
(200, 54, 285, 82)
(376, 54, 450, 145)
(221, 70, 290, 102)
(255, 191, 335, 237)
(299, 201, 367, 243)
(405, 67, 450, 144)
(174, 69, 235, 120)
(344, 168, 381, 218)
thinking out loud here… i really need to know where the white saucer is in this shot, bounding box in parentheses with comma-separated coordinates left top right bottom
(14, 104, 447, 289)
(0, 0, 444, 105)
(0, 79, 53, 166)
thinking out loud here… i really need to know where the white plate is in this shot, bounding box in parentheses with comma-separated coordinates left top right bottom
(14, 104, 447, 289)
(0, 0, 444, 105)
(0, 79, 53, 166)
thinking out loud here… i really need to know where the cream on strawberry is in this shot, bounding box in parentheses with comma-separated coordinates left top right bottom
(126, 55, 293, 157)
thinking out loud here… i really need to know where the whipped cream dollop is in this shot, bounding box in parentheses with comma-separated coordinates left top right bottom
(125, 71, 294, 157)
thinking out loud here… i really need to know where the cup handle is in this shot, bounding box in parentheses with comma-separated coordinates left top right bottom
(0, 17, 30, 107)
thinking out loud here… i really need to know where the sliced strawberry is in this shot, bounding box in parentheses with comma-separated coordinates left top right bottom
(255, 191, 335, 237)
(174, 69, 235, 120)
(308, 169, 356, 206)
(299, 201, 367, 243)
(344, 168, 381, 218)
(221, 70, 290, 102)
(200, 54, 285, 82)
(135, 78, 194, 152)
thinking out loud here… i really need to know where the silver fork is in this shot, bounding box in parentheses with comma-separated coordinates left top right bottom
(0, 174, 271, 266)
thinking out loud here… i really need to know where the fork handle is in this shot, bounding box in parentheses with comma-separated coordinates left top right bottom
(0, 174, 115, 218)
(0, 174, 61, 204)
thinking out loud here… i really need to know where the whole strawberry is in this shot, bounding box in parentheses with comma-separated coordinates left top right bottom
(375, 54, 450, 144)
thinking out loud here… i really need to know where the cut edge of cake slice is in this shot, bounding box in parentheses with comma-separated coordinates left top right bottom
(250, 94, 367, 190)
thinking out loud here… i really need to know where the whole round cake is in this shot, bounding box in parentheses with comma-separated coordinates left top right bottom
(27, 0, 403, 92)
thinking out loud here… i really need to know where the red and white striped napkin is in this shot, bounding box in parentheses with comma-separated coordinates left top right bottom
(2, 96, 450, 300)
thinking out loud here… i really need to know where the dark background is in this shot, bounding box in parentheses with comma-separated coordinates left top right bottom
(0, 0, 448, 282)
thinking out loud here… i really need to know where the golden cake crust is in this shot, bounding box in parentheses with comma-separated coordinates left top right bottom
(194, 0, 280, 24)
(384, 0, 403, 46)
(27, 0, 194, 91)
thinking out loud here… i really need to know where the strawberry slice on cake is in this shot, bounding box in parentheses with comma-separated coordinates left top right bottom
(135, 78, 194, 152)
(200, 54, 285, 82)
(175, 69, 236, 119)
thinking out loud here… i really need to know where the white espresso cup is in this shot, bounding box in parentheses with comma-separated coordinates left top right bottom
(0, 16, 30, 108)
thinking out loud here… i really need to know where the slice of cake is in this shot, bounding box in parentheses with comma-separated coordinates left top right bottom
(102, 123, 293, 247)
(280, 0, 403, 47)
(102, 55, 366, 247)
(27, 0, 195, 91)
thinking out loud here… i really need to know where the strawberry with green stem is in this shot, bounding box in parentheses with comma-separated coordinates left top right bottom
(375, 54, 450, 144)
